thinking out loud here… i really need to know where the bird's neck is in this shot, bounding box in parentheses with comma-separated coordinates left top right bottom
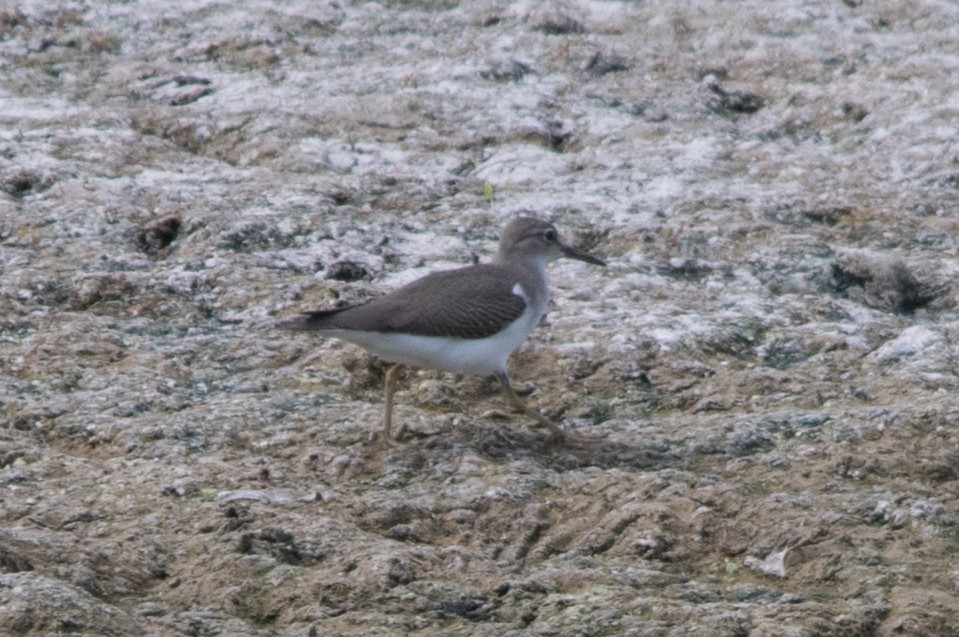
(496, 251, 548, 279)
(497, 252, 550, 313)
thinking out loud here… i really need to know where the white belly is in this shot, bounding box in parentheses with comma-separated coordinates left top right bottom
(325, 307, 540, 376)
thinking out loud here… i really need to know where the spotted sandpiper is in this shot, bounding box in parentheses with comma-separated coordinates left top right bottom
(277, 217, 606, 444)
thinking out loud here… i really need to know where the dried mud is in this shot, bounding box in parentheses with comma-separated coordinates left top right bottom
(2, 1, 959, 636)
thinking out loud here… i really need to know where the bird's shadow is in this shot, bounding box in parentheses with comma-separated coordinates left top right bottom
(398, 419, 686, 473)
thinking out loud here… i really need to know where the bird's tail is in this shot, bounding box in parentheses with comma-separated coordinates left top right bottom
(275, 309, 346, 331)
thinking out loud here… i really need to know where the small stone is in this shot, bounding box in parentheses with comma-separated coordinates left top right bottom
(326, 260, 372, 282)
(584, 50, 629, 76)
(744, 549, 788, 578)
(481, 59, 532, 81)
(136, 216, 182, 255)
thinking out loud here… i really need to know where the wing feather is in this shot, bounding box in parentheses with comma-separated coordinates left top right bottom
(286, 264, 527, 339)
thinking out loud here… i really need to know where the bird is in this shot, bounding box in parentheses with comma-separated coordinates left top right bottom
(277, 217, 607, 445)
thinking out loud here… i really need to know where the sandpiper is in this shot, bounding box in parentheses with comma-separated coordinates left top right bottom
(277, 217, 606, 444)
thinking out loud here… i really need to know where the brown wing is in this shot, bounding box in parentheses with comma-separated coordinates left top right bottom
(282, 264, 527, 340)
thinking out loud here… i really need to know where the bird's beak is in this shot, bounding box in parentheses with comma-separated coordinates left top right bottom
(561, 242, 606, 266)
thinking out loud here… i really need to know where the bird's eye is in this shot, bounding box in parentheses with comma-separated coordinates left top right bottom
(543, 228, 557, 241)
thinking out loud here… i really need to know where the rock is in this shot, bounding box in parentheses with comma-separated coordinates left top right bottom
(744, 549, 789, 578)
(830, 251, 935, 313)
(480, 59, 533, 82)
(136, 216, 182, 255)
(0, 573, 142, 637)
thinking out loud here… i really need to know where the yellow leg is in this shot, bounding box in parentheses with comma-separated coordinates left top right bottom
(495, 372, 603, 446)
(382, 364, 403, 444)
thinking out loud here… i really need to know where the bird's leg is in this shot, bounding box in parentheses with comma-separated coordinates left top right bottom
(381, 364, 403, 445)
(494, 372, 602, 446)
(496, 371, 562, 432)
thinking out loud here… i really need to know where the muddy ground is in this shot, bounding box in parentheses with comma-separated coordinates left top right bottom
(2, 0, 959, 635)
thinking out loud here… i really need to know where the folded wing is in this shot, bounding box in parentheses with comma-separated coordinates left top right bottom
(278, 264, 527, 340)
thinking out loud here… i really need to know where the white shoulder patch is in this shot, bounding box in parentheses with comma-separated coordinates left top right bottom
(511, 282, 528, 302)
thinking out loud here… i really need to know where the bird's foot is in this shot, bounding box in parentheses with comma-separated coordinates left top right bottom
(544, 423, 606, 447)
(372, 423, 405, 447)
(505, 398, 605, 447)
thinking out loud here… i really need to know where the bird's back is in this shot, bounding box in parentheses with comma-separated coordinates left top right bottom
(278, 262, 531, 340)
